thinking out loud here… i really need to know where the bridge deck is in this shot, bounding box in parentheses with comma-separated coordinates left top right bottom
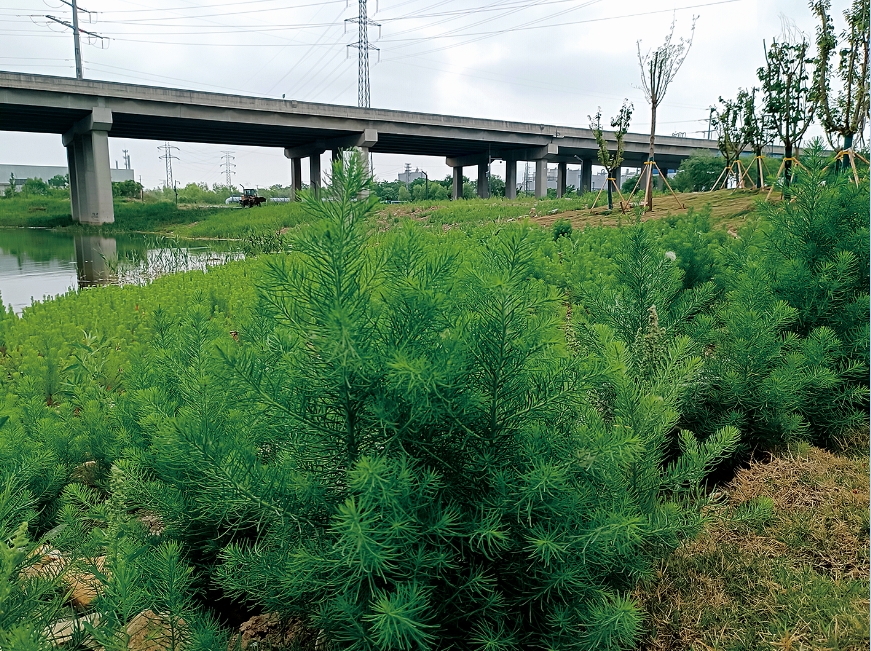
(0, 71, 742, 168)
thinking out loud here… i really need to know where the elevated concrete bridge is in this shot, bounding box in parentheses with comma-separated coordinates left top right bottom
(1, 71, 729, 224)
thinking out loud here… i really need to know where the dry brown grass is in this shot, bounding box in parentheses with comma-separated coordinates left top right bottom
(636, 443, 870, 651)
(531, 188, 767, 234)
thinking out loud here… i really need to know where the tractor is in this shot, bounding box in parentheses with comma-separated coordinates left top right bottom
(239, 187, 266, 208)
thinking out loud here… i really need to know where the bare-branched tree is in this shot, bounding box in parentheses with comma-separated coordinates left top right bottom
(637, 16, 697, 210)
(589, 100, 633, 210)
(712, 95, 752, 189)
(811, 0, 870, 158)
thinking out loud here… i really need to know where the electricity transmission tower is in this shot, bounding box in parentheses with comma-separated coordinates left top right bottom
(122, 149, 131, 170)
(44, 0, 106, 79)
(220, 151, 236, 186)
(158, 143, 180, 190)
(346, 0, 380, 108)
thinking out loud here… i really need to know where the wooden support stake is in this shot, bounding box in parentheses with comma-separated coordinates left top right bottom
(766, 158, 787, 201)
(589, 183, 606, 212)
(711, 165, 729, 192)
(848, 149, 861, 187)
(654, 161, 684, 209)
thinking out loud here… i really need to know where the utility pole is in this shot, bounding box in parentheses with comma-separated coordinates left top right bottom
(70, 0, 82, 79)
(707, 107, 716, 139)
(403, 163, 411, 187)
(158, 143, 180, 191)
(45, 0, 105, 79)
(122, 149, 131, 170)
(346, 0, 380, 108)
(220, 151, 236, 187)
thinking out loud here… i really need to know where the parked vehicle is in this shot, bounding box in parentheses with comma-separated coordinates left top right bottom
(239, 188, 266, 208)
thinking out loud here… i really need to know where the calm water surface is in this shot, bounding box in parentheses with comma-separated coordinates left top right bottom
(0, 228, 241, 313)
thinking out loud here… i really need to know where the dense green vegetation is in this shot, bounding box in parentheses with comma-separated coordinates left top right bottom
(0, 147, 866, 650)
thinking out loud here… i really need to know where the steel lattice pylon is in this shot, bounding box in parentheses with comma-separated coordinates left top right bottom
(346, 0, 379, 108)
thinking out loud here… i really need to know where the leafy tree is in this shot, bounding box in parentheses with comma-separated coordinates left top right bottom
(589, 100, 633, 210)
(739, 87, 776, 188)
(47, 174, 68, 189)
(637, 18, 696, 210)
(398, 185, 411, 202)
(112, 180, 143, 199)
(712, 95, 751, 188)
(21, 178, 50, 196)
(672, 153, 725, 191)
(488, 174, 505, 198)
(811, 0, 870, 155)
(758, 33, 816, 190)
(4, 174, 16, 199)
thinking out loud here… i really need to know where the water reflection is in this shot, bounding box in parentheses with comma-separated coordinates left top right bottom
(75, 235, 118, 287)
(0, 228, 241, 313)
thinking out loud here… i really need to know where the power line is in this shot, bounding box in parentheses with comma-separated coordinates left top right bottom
(220, 151, 236, 186)
(158, 142, 180, 189)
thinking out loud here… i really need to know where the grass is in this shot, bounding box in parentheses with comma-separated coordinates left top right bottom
(635, 440, 870, 651)
(0, 188, 768, 238)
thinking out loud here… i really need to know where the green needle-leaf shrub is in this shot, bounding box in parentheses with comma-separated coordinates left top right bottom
(113, 154, 738, 650)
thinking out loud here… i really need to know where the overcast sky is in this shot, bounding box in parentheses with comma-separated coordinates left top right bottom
(0, 0, 841, 188)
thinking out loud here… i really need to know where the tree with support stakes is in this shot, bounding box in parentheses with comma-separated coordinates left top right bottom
(710, 94, 752, 191)
(637, 17, 696, 211)
(588, 100, 632, 211)
(758, 31, 816, 196)
(811, 0, 870, 184)
(741, 87, 776, 189)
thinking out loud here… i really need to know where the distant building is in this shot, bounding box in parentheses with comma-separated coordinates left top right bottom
(546, 166, 581, 191)
(0, 164, 135, 192)
(398, 165, 425, 184)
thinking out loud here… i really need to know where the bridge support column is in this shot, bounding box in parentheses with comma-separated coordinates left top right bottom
(534, 159, 547, 199)
(504, 160, 517, 199)
(359, 147, 371, 177)
(612, 166, 621, 190)
(556, 162, 567, 197)
(452, 166, 463, 200)
(290, 157, 302, 200)
(63, 108, 114, 224)
(477, 161, 489, 199)
(580, 159, 593, 194)
(309, 154, 322, 196)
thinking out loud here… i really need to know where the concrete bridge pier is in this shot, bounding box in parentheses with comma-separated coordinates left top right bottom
(534, 159, 547, 199)
(452, 166, 463, 200)
(556, 162, 567, 198)
(477, 161, 489, 199)
(612, 166, 622, 190)
(580, 159, 593, 194)
(290, 157, 302, 200)
(505, 160, 517, 199)
(309, 153, 323, 195)
(63, 108, 114, 224)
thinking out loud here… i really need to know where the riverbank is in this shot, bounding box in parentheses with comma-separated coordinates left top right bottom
(0, 188, 766, 239)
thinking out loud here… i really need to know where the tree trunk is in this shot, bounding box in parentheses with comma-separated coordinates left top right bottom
(645, 103, 657, 211)
(837, 133, 854, 173)
(783, 141, 793, 193)
(606, 168, 614, 210)
(756, 149, 765, 189)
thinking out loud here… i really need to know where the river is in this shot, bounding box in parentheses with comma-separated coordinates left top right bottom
(0, 228, 241, 313)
